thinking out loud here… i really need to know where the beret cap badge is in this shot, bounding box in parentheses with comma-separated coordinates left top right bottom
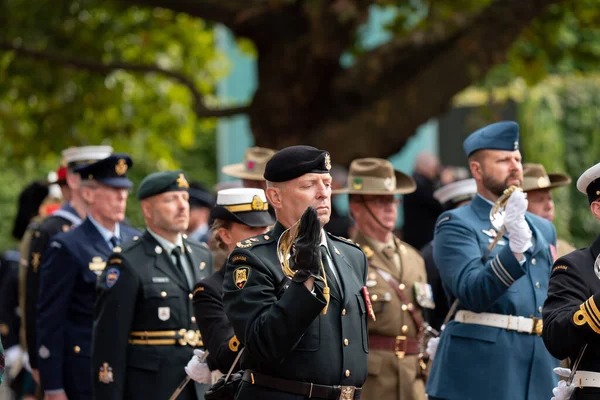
(115, 159, 128, 176)
(177, 173, 190, 189)
(251, 195, 265, 211)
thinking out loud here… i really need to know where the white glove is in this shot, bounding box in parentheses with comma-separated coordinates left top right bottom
(551, 368, 575, 400)
(22, 351, 32, 374)
(5, 345, 23, 367)
(426, 337, 440, 360)
(503, 191, 532, 253)
(184, 349, 211, 384)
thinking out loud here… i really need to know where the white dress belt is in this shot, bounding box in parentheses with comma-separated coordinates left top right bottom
(455, 310, 542, 335)
(573, 371, 600, 388)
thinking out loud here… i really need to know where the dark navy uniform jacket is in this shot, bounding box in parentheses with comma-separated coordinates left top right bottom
(25, 204, 82, 369)
(543, 234, 600, 400)
(223, 223, 369, 399)
(36, 218, 139, 398)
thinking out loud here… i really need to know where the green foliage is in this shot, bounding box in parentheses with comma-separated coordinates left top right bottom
(0, 1, 225, 250)
(519, 75, 600, 247)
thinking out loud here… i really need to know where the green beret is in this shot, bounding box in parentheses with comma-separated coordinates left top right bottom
(137, 170, 190, 200)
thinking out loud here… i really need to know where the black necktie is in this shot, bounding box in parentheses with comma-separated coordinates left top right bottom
(320, 245, 341, 298)
(110, 236, 120, 249)
(171, 247, 192, 289)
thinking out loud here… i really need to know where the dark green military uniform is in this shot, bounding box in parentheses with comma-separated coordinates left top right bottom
(92, 231, 213, 400)
(92, 170, 214, 400)
(224, 223, 369, 399)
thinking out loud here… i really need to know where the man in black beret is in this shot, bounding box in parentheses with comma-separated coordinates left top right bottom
(92, 169, 214, 400)
(36, 153, 140, 400)
(223, 145, 370, 399)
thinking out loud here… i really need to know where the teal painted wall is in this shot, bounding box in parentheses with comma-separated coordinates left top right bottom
(214, 7, 439, 228)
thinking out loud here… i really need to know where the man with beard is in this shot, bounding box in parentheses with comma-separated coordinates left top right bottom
(425, 122, 559, 400)
(223, 145, 369, 399)
(92, 170, 213, 400)
(36, 154, 140, 400)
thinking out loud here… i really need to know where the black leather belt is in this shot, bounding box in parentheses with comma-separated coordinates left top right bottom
(242, 370, 361, 399)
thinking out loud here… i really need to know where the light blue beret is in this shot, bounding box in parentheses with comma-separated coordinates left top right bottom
(463, 121, 520, 157)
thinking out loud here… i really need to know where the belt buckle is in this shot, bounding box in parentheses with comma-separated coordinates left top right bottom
(395, 335, 407, 359)
(178, 329, 200, 346)
(339, 386, 355, 400)
(531, 317, 543, 336)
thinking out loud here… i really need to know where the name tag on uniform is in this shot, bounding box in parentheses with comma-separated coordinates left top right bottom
(152, 277, 170, 283)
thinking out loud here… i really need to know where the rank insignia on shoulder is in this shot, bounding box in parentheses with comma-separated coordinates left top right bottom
(414, 282, 435, 309)
(228, 335, 240, 352)
(552, 265, 568, 274)
(231, 255, 247, 264)
(436, 215, 451, 227)
(362, 246, 374, 259)
(89, 256, 106, 276)
(234, 266, 250, 289)
(106, 268, 120, 288)
(99, 362, 114, 384)
(236, 241, 252, 248)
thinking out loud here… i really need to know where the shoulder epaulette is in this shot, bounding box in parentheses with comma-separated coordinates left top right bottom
(362, 245, 374, 259)
(235, 233, 274, 249)
(326, 232, 363, 251)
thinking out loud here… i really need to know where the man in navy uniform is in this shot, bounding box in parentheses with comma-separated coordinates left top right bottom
(223, 145, 370, 399)
(36, 154, 140, 400)
(92, 170, 213, 400)
(543, 162, 600, 399)
(425, 122, 559, 400)
(24, 145, 112, 385)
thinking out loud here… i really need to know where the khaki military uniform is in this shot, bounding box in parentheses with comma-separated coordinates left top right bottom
(557, 237, 576, 258)
(354, 231, 428, 400)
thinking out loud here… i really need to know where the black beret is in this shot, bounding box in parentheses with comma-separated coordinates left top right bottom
(75, 153, 133, 189)
(138, 170, 189, 200)
(263, 145, 331, 182)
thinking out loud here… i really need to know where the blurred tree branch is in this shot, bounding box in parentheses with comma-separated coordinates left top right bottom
(0, 41, 250, 118)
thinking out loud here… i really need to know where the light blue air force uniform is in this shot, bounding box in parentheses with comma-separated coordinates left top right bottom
(425, 194, 559, 400)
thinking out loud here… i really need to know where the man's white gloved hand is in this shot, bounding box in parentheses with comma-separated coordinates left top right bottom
(184, 349, 211, 384)
(503, 190, 532, 253)
(551, 368, 574, 400)
(5, 345, 23, 367)
(426, 338, 440, 361)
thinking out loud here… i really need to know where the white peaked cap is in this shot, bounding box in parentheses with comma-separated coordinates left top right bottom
(434, 178, 477, 205)
(216, 188, 267, 206)
(61, 145, 113, 164)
